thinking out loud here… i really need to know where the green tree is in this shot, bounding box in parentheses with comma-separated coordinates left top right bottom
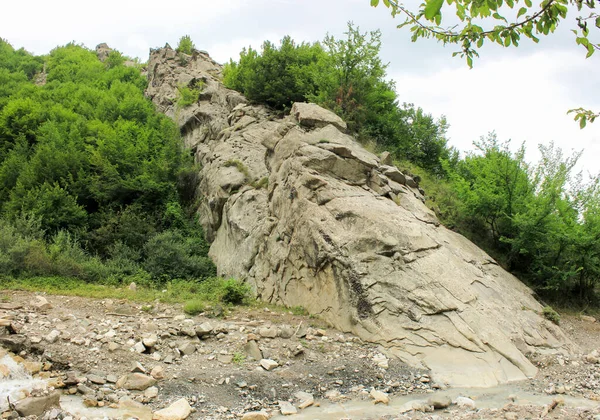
(224, 36, 326, 109)
(0, 39, 214, 285)
(369, 0, 599, 127)
(176, 35, 195, 55)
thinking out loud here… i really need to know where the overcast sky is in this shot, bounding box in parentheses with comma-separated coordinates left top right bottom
(2, 0, 599, 175)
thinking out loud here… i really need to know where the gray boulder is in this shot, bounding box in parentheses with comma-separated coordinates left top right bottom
(146, 46, 574, 387)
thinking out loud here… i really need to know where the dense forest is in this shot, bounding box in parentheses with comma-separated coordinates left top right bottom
(223, 24, 600, 305)
(1, 28, 599, 307)
(0, 39, 216, 288)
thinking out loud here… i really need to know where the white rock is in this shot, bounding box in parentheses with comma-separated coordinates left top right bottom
(144, 386, 159, 399)
(260, 359, 278, 371)
(372, 353, 389, 369)
(45, 330, 60, 343)
(370, 388, 389, 405)
(454, 396, 476, 409)
(152, 398, 192, 420)
(278, 401, 297, 415)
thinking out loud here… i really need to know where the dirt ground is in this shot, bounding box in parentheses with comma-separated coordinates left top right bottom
(1, 290, 600, 419)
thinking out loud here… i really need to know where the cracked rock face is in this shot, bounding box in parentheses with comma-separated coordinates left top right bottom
(146, 46, 574, 387)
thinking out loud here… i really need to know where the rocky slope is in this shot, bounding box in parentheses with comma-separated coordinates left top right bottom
(145, 45, 574, 387)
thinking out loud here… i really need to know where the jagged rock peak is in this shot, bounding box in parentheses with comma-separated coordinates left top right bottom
(145, 46, 575, 388)
(95, 43, 112, 62)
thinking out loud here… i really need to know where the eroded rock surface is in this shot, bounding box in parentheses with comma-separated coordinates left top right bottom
(145, 45, 574, 387)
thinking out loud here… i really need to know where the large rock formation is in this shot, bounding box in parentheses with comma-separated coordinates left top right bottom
(145, 46, 574, 387)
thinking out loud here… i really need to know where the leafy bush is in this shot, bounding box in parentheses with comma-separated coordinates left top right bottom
(176, 35, 195, 55)
(143, 230, 216, 282)
(220, 278, 251, 304)
(223, 23, 452, 176)
(223, 36, 326, 109)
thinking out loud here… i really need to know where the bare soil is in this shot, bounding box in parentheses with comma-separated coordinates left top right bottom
(1, 290, 600, 419)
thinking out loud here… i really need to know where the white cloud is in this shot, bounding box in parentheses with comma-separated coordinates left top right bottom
(391, 50, 600, 174)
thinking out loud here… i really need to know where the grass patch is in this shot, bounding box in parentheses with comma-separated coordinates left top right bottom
(223, 159, 250, 180)
(183, 299, 206, 315)
(232, 352, 246, 365)
(251, 177, 269, 190)
(290, 305, 308, 316)
(0, 276, 252, 307)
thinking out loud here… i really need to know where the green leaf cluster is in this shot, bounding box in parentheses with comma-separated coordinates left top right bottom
(176, 35, 195, 55)
(0, 39, 215, 285)
(370, 0, 599, 126)
(223, 23, 453, 175)
(434, 133, 600, 303)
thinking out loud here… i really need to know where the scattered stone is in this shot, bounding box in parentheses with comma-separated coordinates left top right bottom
(279, 325, 295, 339)
(428, 396, 451, 410)
(145, 386, 159, 399)
(153, 397, 192, 420)
(31, 296, 52, 311)
(143, 335, 158, 348)
(195, 322, 213, 337)
(45, 330, 60, 343)
(107, 342, 119, 352)
(454, 396, 476, 409)
(581, 315, 597, 323)
(134, 342, 147, 353)
(278, 401, 298, 415)
(178, 342, 196, 355)
(151, 366, 165, 380)
(87, 373, 106, 385)
(116, 373, 157, 391)
(380, 151, 393, 166)
(132, 361, 147, 373)
(372, 353, 389, 369)
(258, 327, 278, 338)
(370, 388, 389, 405)
(217, 354, 233, 364)
(244, 340, 262, 360)
(14, 391, 60, 417)
(295, 391, 314, 409)
(260, 359, 278, 371)
(129, 282, 137, 291)
(241, 412, 269, 420)
(22, 361, 43, 375)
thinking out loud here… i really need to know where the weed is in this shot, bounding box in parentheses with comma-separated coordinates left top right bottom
(232, 352, 246, 365)
(183, 299, 206, 315)
(141, 304, 153, 313)
(542, 306, 561, 325)
(318, 139, 330, 143)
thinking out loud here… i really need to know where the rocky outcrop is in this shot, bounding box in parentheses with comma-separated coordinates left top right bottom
(145, 45, 574, 387)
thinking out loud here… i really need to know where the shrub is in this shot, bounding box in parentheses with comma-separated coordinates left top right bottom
(220, 278, 251, 304)
(143, 230, 216, 282)
(176, 35, 195, 55)
(176, 85, 200, 108)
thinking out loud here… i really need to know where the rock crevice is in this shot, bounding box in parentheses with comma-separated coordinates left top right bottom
(146, 45, 574, 387)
